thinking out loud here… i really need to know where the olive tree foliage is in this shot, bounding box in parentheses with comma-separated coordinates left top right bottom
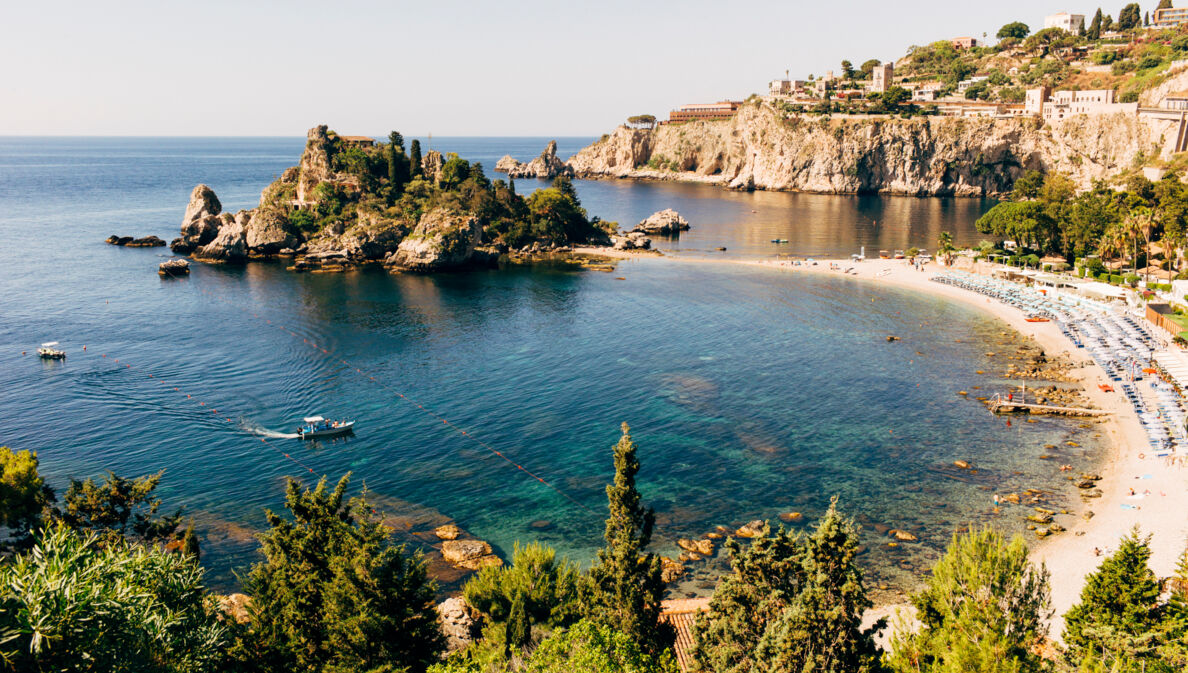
(692, 499, 885, 673)
(232, 474, 445, 673)
(887, 527, 1050, 673)
(0, 524, 226, 673)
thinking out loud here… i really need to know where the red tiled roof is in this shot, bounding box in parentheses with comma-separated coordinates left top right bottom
(660, 598, 711, 671)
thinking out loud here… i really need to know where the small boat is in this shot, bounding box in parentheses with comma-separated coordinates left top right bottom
(37, 342, 66, 360)
(770, 238, 789, 244)
(878, 250, 891, 259)
(297, 415, 355, 439)
(893, 250, 905, 259)
(1024, 316, 1050, 323)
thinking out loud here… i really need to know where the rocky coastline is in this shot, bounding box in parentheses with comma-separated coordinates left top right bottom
(562, 100, 1167, 196)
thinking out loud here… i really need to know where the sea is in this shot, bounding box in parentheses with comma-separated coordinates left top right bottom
(0, 136, 1104, 598)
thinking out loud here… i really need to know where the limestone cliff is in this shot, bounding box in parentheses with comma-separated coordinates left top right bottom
(567, 102, 1165, 196)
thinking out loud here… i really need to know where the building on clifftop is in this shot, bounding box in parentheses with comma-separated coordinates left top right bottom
(668, 101, 741, 123)
(870, 62, 893, 94)
(1044, 12, 1085, 34)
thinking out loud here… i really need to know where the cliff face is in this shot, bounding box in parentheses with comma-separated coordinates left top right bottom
(567, 103, 1163, 196)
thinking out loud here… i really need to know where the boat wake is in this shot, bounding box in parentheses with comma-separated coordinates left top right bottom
(239, 420, 299, 439)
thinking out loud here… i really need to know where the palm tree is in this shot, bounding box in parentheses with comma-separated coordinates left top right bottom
(1125, 207, 1156, 284)
(1097, 223, 1129, 276)
(937, 231, 955, 266)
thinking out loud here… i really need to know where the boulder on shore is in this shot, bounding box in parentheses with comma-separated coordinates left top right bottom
(194, 211, 248, 262)
(734, 520, 766, 538)
(495, 140, 574, 180)
(440, 539, 503, 570)
(633, 209, 690, 235)
(107, 235, 166, 247)
(437, 597, 481, 653)
(174, 184, 225, 253)
(385, 208, 482, 272)
(612, 231, 651, 250)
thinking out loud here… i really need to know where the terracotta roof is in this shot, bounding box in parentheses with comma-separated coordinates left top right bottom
(660, 597, 711, 671)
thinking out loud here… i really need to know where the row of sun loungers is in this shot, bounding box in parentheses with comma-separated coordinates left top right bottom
(931, 271, 1184, 457)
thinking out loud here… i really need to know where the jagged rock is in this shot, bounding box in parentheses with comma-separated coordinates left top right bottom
(437, 597, 481, 653)
(435, 524, 462, 541)
(195, 211, 248, 262)
(735, 520, 765, 538)
(296, 126, 334, 203)
(633, 209, 689, 235)
(182, 184, 222, 226)
(105, 235, 132, 245)
(385, 208, 481, 271)
(660, 556, 686, 583)
(612, 231, 651, 250)
(677, 538, 714, 556)
(497, 140, 574, 180)
(440, 539, 502, 570)
(127, 235, 166, 247)
(246, 208, 297, 255)
(175, 185, 225, 253)
(421, 150, 444, 184)
(889, 529, 918, 542)
(495, 155, 521, 173)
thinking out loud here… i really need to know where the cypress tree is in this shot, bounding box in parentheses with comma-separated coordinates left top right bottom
(388, 131, 404, 152)
(508, 176, 516, 196)
(1088, 9, 1103, 39)
(583, 423, 674, 657)
(1063, 527, 1163, 669)
(409, 139, 422, 177)
(888, 527, 1050, 673)
(387, 144, 409, 201)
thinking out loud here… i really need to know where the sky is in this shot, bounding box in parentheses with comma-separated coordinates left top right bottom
(0, 0, 1127, 136)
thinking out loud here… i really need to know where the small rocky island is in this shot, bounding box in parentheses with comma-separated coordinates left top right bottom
(172, 125, 617, 273)
(494, 140, 573, 180)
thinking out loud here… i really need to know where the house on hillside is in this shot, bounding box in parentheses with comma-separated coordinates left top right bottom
(951, 36, 979, 49)
(1154, 6, 1188, 29)
(1044, 12, 1085, 34)
(338, 135, 376, 148)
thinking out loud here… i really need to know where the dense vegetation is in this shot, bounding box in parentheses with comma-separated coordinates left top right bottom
(4, 434, 1188, 672)
(973, 167, 1188, 282)
(271, 129, 613, 252)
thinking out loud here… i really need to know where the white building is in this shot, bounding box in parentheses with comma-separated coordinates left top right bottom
(957, 75, 989, 92)
(870, 63, 894, 94)
(1027, 87, 1137, 121)
(1044, 12, 1085, 34)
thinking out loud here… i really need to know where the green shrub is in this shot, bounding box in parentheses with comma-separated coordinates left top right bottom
(1110, 274, 1124, 285)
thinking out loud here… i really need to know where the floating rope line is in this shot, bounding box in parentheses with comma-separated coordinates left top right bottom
(195, 287, 598, 517)
(87, 351, 321, 478)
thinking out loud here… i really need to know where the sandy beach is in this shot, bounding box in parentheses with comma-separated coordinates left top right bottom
(577, 247, 1188, 638)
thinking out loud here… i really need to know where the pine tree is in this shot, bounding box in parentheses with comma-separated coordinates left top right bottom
(583, 423, 674, 657)
(388, 143, 410, 201)
(409, 139, 422, 177)
(507, 592, 532, 651)
(234, 475, 444, 673)
(508, 176, 516, 196)
(1063, 527, 1162, 669)
(388, 131, 404, 152)
(1088, 9, 1103, 39)
(692, 500, 883, 673)
(1158, 548, 1188, 667)
(1119, 3, 1141, 30)
(888, 527, 1050, 673)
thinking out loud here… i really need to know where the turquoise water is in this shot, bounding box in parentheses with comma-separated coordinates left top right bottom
(0, 137, 1099, 596)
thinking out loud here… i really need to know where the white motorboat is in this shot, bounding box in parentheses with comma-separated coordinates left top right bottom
(297, 415, 355, 439)
(37, 342, 66, 360)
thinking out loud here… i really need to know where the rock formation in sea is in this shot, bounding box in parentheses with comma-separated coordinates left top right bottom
(634, 209, 689, 235)
(565, 100, 1171, 196)
(106, 235, 165, 247)
(494, 140, 574, 179)
(170, 125, 616, 271)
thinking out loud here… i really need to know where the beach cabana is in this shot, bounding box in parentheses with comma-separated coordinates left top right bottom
(1077, 282, 1127, 302)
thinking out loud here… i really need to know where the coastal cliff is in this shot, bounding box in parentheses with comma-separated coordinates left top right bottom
(567, 102, 1164, 196)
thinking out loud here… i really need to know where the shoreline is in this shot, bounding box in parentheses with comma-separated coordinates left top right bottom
(579, 247, 1188, 639)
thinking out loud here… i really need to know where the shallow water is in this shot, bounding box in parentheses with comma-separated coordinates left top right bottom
(0, 137, 1100, 595)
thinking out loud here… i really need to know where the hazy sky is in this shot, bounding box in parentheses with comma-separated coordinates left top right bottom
(1, 0, 1117, 136)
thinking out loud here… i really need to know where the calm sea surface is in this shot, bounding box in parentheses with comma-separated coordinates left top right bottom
(0, 137, 1101, 596)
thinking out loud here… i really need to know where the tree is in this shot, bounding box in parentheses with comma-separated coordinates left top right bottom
(463, 541, 581, 650)
(1146, 11, 1151, 26)
(859, 59, 881, 79)
(881, 86, 910, 109)
(937, 231, 956, 265)
(440, 155, 471, 190)
(1158, 548, 1188, 667)
(841, 60, 855, 80)
(60, 470, 183, 548)
(1012, 170, 1046, 200)
(1103, 13, 1115, 31)
(410, 139, 423, 178)
(975, 202, 1059, 252)
(387, 141, 410, 201)
(0, 446, 53, 547)
(583, 423, 674, 657)
(1064, 527, 1163, 669)
(1160, 0, 1174, 9)
(1088, 8, 1104, 39)
(887, 527, 1050, 673)
(522, 620, 679, 673)
(692, 502, 884, 673)
(1118, 3, 1142, 30)
(627, 115, 657, 129)
(234, 474, 444, 673)
(997, 22, 1030, 40)
(0, 524, 226, 673)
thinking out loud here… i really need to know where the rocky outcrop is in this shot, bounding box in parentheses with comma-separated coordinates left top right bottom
(612, 231, 651, 250)
(495, 140, 574, 179)
(106, 235, 165, 247)
(437, 597, 481, 653)
(172, 184, 224, 253)
(421, 150, 444, 184)
(440, 539, 503, 570)
(385, 208, 482, 271)
(195, 211, 249, 262)
(634, 209, 689, 235)
(158, 258, 190, 277)
(567, 102, 1163, 195)
(297, 126, 335, 203)
(245, 208, 297, 255)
